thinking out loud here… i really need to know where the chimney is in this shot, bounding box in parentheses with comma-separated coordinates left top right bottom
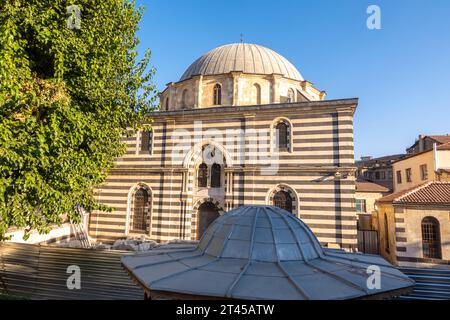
(418, 134, 425, 152)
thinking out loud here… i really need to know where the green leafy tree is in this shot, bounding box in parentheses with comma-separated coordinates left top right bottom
(0, 0, 158, 239)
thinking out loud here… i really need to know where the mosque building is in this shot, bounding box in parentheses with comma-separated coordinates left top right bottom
(88, 43, 359, 250)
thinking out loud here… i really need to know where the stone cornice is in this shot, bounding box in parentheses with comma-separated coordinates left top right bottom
(148, 98, 358, 121)
(109, 166, 357, 174)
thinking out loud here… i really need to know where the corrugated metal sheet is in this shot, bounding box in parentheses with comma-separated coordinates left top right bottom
(0, 242, 144, 300)
(399, 268, 450, 300)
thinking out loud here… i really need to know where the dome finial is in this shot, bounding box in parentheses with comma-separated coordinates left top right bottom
(240, 33, 244, 43)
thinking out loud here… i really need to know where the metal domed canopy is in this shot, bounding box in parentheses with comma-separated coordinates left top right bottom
(180, 43, 304, 81)
(122, 206, 414, 300)
(197, 205, 323, 262)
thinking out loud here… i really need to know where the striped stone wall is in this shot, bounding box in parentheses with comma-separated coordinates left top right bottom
(88, 99, 358, 249)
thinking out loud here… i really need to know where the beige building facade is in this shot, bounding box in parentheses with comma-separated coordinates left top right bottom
(393, 138, 450, 192)
(88, 43, 358, 250)
(376, 182, 450, 268)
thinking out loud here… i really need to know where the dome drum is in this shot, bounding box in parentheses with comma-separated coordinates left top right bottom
(159, 43, 326, 111)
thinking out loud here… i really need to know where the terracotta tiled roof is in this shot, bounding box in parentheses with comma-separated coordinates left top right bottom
(377, 182, 450, 205)
(437, 142, 450, 150)
(356, 179, 390, 193)
(429, 135, 450, 145)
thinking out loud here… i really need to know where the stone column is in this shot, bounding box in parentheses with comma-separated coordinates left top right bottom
(167, 83, 175, 110)
(231, 72, 241, 106)
(225, 170, 234, 210)
(195, 75, 203, 108)
(270, 74, 282, 104)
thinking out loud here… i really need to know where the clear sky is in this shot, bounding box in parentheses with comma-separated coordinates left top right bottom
(135, 0, 450, 159)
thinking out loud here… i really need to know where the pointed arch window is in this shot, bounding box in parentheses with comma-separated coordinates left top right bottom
(132, 188, 149, 232)
(197, 163, 208, 187)
(276, 122, 289, 151)
(273, 191, 293, 213)
(165, 97, 169, 110)
(213, 84, 221, 105)
(211, 163, 221, 188)
(422, 217, 442, 259)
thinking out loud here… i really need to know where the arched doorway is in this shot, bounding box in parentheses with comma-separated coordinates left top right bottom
(197, 202, 220, 239)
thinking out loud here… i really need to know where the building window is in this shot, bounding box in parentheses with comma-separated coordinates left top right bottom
(420, 164, 428, 181)
(273, 191, 293, 213)
(287, 88, 295, 103)
(396, 170, 402, 184)
(181, 89, 188, 109)
(406, 168, 412, 182)
(275, 121, 289, 152)
(380, 171, 386, 180)
(253, 83, 261, 104)
(197, 163, 208, 187)
(388, 170, 393, 179)
(210, 163, 221, 188)
(141, 130, 153, 153)
(422, 217, 442, 259)
(213, 84, 221, 105)
(132, 188, 149, 232)
(375, 171, 380, 180)
(355, 199, 366, 213)
(384, 213, 390, 253)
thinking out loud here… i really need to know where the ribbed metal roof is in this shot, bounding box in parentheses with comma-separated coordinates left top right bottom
(122, 206, 414, 300)
(180, 43, 304, 81)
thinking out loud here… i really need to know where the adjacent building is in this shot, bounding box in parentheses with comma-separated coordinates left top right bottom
(377, 182, 450, 267)
(393, 137, 450, 192)
(375, 134, 450, 268)
(356, 154, 405, 191)
(406, 134, 450, 155)
(88, 43, 359, 250)
(355, 179, 390, 254)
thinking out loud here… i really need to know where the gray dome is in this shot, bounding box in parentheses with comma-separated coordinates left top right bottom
(122, 206, 414, 300)
(180, 43, 304, 81)
(198, 205, 323, 262)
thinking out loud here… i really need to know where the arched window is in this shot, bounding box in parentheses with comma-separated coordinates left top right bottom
(287, 88, 295, 103)
(273, 191, 293, 213)
(253, 83, 261, 104)
(213, 84, 221, 105)
(422, 217, 442, 259)
(276, 122, 289, 151)
(197, 163, 208, 187)
(132, 188, 149, 232)
(210, 163, 221, 188)
(384, 213, 390, 253)
(165, 97, 169, 110)
(181, 89, 188, 109)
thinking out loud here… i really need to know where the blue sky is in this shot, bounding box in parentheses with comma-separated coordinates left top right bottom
(135, 0, 450, 159)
